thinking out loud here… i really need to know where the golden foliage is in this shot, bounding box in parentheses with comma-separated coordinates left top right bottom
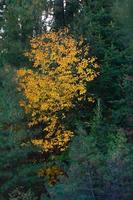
(17, 29, 99, 152)
(38, 166, 63, 185)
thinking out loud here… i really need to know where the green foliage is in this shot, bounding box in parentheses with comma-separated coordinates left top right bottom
(42, 128, 97, 200)
(0, 1, 132, 199)
(0, 67, 47, 198)
(9, 188, 37, 200)
(72, 0, 133, 127)
(0, 0, 46, 67)
(42, 102, 133, 200)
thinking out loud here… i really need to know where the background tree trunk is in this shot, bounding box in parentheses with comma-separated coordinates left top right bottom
(54, 0, 65, 29)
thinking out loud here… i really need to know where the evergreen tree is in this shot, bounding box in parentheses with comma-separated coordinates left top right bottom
(43, 101, 133, 200)
(0, 1, 132, 199)
(111, 0, 133, 130)
(0, 0, 46, 67)
(72, 0, 132, 127)
(42, 125, 98, 200)
(0, 66, 49, 199)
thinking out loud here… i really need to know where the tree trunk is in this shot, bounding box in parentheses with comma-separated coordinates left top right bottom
(54, 0, 65, 29)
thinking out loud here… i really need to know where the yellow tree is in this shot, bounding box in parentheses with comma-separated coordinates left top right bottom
(17, 29, 99, 153)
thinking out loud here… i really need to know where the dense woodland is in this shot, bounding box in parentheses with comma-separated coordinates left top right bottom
(0, 0, 133, 199)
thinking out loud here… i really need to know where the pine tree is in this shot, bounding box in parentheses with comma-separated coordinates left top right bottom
(0, 0, 46, 67)
(0, 66, 49, 199)
(42, 125, 98, 200)
(72, 0, 132, 127)
(42, 113, 132, 200)
(111, 0, 133, 130)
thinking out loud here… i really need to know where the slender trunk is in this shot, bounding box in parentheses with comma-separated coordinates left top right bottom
(54, 0, 65, 29)
(65, 0, 80, 25)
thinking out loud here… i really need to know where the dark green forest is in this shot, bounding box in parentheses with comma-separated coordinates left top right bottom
(0, 0, 133, 199)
